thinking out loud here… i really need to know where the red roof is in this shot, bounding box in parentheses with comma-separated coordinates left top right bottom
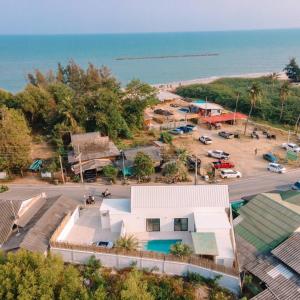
(201, 112, 247, 124)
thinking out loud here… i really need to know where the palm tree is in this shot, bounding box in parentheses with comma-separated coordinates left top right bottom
(244, 83, 262, 135)
(279, 81, 290, 121)
(115, 235, 139, 251)
(270, 72, 279, 89)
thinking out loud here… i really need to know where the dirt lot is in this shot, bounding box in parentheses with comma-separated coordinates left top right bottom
(172, 122, 297, 179)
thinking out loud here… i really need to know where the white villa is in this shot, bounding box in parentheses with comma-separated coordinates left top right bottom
(55, 185, 236, 268)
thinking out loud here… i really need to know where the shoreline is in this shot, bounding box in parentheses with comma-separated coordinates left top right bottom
(152, 71, 287, 90)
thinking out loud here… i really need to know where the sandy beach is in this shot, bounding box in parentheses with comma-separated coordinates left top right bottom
(153, 71, 288, 91)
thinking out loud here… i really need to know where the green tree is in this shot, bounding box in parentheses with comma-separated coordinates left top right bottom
(121, 269, 154, 300)
(243, 83, 262, 135)
(0, 107, 32, 174)
(115, 235, 139, 251)
(279, 81, 290, 120)
(0, 250, 88, 300)
(133, 152, 155, 182)
(102, 165, 118, 183)
(162, 160, 188, 183)
(284, 58, 300, 82)
(170, 242, 192, 257)
(160, 132, 173, 144)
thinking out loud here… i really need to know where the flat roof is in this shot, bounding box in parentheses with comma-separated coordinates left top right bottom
(192, 232, 219, 256)
(194, 211, 231, 230)
(101, 198, 131, 214)
(131, 185, 230, 210)
(191, 102, 223, 110)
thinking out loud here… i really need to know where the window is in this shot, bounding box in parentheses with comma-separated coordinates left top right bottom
(146, 219, 160, 232)
(174, 218, 188, 231)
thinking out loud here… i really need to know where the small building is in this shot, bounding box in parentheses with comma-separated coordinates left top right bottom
(68, 132, 120, 178)
(234, 191, 300, 299)
(190, 101, 223, 117)
(1, 193, 78, 254)
(114, 146, 162, 176)
(156, 90, 182, 102)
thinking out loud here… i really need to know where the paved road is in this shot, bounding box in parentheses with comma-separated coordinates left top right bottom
(6, 168, 300, 203)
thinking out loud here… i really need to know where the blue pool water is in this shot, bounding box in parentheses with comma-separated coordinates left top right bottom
(193, 99, 206, 104)
(145, 239, 182, 254)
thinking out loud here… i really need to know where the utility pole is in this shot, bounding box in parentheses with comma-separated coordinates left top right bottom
(233, 92, 240, 125)
(194, 156, 198, 185)
(59, 155, 65, 184)
(77, 145, 84, 184)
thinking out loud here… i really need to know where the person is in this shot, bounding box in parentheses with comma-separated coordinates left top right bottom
(254, 148, 258, 156)
(102, 188, 111, 198)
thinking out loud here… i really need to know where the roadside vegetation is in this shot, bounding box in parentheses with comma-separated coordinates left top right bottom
(0, 61, 158, 174)
(176, 59, 300, 130)
(0, 250, 237, 300)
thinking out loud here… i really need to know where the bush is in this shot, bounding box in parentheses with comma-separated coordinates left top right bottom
(0, 185, 8, 193)
(115, 235, 139, 251)
(133, 152, 155, 182)
(162, 160, 188, 183)
(170, 242, 192, 257)
(102, 165, 118, 183)
(160, 132, 173, 144)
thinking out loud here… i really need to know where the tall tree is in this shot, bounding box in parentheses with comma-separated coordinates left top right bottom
(279, 81, 290, 121)
(244, 83, 262, 135)
(133, 152, 155, 182)
(284, 58, 300, 82)
(0, 107, 31, 174)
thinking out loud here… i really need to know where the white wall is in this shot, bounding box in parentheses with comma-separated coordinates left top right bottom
(51, 247, 241, 294)
(57, 207, 79, 241)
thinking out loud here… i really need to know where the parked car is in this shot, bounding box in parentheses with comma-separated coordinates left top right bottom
(212, 160, 235, 169)
(186, 156, 201, 171)
(169, 128, 183, 135)
(281, 143, 300, 153)
(267, 163, 286, 174)
(92, 241, 114, 248)
(263, 152, 278, 163)
(154, 109, 173, 116)
(220, 169, 242, 179)
(186, 124, 197, 131)
(209, 123, 222, 130)
(179, 107, 190, 113)
(218, 131, 234, 139)
(207, 150, 230, 159)
(177, 126, 193, 133)
(199, 135, 212, 145)
(292, 181, 300, 190)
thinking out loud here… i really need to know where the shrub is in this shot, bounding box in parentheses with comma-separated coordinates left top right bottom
(0, 185, 8, 193)
(162, 160, 188, 183)
(170, 242, 192, 257)
(160, 132, 173, 144)
(133, 152, 155, 182)
(102, 165, 118, 183)
(115, 235, 139, 251)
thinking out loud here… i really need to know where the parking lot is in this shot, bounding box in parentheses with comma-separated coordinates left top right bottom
(172, 122, 296, 179)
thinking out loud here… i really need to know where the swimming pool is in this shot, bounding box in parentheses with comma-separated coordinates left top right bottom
(193, 99, 206, 104)
(144, 239, 182, 254)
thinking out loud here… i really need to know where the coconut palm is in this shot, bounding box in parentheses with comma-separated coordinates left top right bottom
(279, 81, 290, 121)
(244, 83, 262, 135)
(115, 235, 139, 251)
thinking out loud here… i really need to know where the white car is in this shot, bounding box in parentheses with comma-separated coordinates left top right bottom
(281, 143, 300, 153)
(199, 136, 212, 145)
(208, 150, 230, 159)
(92, 241, 114, 248)
(267, 163, 286, 174)
(220, 169, 242, 179)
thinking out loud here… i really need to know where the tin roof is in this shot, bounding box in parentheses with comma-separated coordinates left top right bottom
(192, 232, 219, 256)
(130, 185, 230, 211)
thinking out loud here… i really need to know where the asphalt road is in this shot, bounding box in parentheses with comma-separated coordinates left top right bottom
(6, 169, 300, 203)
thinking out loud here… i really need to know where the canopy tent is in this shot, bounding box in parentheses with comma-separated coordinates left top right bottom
(201, 112, 247, 124)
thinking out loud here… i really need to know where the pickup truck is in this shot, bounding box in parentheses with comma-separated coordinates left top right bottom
(207, 150, 230, 160)
(218, 131, 234, 139)
(212, 160, 235, 169)
(281, 143, 300, 153)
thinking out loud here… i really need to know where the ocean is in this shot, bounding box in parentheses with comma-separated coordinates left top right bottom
(0, 29, 300, 92)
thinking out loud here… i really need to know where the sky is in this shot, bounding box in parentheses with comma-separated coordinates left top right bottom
(1, 0, 300, 34)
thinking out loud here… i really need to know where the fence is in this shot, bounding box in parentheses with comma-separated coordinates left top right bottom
(50, 241, 241, 293)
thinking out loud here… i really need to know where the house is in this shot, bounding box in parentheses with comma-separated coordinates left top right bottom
(53, 185, 236, 268)
(114, 146, 162, 176)
(1, 194, 78, 254)
(190, 101, 223, 117)
(68, 132, 120, 178)
(234, 191, 300, 299)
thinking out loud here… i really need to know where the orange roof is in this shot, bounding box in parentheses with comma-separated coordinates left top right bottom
(201, 112, 247, 124)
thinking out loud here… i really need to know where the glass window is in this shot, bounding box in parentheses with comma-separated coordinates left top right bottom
(146, 219, 160, 232)
(174, 218, 188, 231)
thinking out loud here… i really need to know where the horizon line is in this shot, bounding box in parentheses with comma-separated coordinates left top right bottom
(1, 26, 300, 36)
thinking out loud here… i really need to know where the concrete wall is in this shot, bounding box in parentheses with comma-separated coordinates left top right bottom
(51, 247, 241, 294)
(57, 207, 79, 241)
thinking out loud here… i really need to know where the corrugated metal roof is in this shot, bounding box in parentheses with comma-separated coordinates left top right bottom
(234, 193, 300, 253)
(272, 232, 300, 275)
(192, 232, 219, 256)
(131, 185, 229, 210)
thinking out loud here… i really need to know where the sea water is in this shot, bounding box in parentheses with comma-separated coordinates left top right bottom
(1, 29, 300, 92)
